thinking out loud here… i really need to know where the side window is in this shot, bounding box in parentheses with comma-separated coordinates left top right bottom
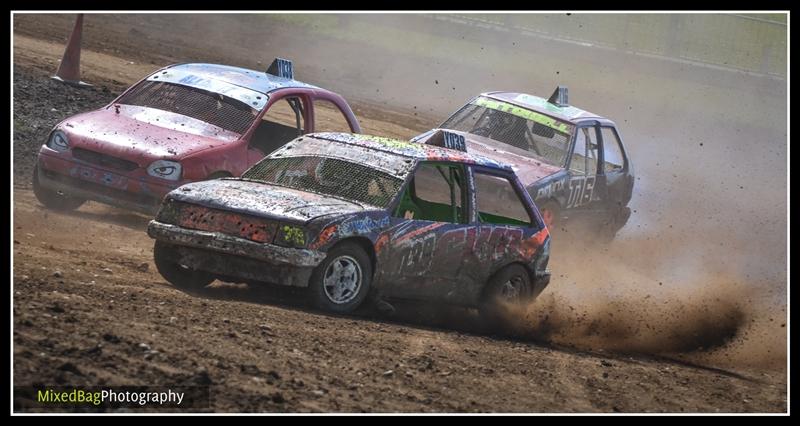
(473, 171, 533, 226)
(570, 126, 599, 175)
(601, 127, 625, 172)
(528, 121, 571, 168)
(250, 97, 306, 155)
(394, 163, 465, 224)
(314, 98, 352, 132)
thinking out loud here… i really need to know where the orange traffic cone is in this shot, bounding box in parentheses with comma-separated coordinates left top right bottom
(52, 14, 91, 87)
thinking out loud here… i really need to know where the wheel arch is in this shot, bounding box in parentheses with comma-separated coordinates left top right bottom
(329, 236, 377, 277)
(539, 197, 562, 212)
(537, 197, 562, 229)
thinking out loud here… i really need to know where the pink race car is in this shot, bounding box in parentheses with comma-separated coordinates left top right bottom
(33, 58, 361, 214)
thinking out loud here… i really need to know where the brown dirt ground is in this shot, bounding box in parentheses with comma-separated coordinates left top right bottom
(12, 15, 787, 413)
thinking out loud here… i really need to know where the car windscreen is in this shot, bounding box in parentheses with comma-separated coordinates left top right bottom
(242, 156, 404, 208)
(441, 101, 574, 168)
(117, 81, 258, 134)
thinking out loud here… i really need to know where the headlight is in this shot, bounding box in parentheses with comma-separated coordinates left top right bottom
(274, 224, 307, 248)
(147, 160, 182, 181)
(47, 130, 69, 152)
(155, 197, 180, 224)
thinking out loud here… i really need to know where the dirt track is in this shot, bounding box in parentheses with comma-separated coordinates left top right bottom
(12, 14, 787, 413)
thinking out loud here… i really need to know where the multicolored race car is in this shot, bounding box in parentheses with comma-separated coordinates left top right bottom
(33, 58, 361, 215)
(412, 87, 634, 240)
(147, 131, 551, 319)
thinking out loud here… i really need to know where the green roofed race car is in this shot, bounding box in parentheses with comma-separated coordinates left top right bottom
(412, 87, 634, 241)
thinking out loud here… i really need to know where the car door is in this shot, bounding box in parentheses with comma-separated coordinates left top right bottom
(310, 95, 361, 133)
(377, 161, 477, 302)
(565, 122, 606, 214)
(466, 166, 542, 291)
(599, 125, 633, 207)
(246, 94, 309, 164)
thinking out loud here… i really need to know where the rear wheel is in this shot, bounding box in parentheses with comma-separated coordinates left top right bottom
(309, 242, 372, 314)
(32, 166, 86, 211)
(479, 264, 532, 331)
(597, 205, 631, 243)
(153, 241, 215, 289)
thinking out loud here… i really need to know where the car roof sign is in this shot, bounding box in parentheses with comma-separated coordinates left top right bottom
(423, 129, 468, 152)
(443, 131, 467, 152)
(267, 58, 294, 80)
(547, 86, 569, 107)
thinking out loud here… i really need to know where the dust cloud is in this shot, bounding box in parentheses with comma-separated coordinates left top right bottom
(509, 199, 787, 372)
(124, 14, 793, 372)
(16, 13, 787, 371)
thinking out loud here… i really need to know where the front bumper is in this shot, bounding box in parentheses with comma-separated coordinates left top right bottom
(36, 152, 180, 215)
(148, 221, 326, 287)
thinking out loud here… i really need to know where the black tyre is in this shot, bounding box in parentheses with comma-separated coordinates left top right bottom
(32, 166, 86, 211)
(597, 205, 631, 244)
(596, 223, 620, 244)
(479, 264, 532, 330)
(153, 241, 215, 289)
(309, 241, 372, 314)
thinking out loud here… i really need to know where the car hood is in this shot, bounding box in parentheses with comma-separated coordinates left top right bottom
(60, 105, 241, 166)
(414, 129, 562, 187)
(167, 178, 371, 223)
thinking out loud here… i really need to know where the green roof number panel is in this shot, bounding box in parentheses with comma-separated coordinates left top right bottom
(473, 96, 573, 135)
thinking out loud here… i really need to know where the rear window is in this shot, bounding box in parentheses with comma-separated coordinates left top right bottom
(242, 156, 404, 208)
(118, 81, 258, 134)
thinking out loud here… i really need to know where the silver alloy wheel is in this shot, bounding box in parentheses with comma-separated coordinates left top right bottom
(322, 255, 362, 304)
(499, 276, 525, 301)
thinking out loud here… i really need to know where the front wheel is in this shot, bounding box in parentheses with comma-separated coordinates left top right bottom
(597, 205, 631, 243)
(153, 241, 215, 290)
(32, 166, 86, 211)
(479, 264, 532, 331)
(309, 242, 372, 314)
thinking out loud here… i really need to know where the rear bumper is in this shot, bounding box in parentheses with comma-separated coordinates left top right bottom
(148, 221, 326, 287)
(36, 152, 178, 215)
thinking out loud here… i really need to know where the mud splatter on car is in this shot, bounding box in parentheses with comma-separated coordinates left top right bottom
(33, 60, 361, 215)
(148, 131, 551, 318)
